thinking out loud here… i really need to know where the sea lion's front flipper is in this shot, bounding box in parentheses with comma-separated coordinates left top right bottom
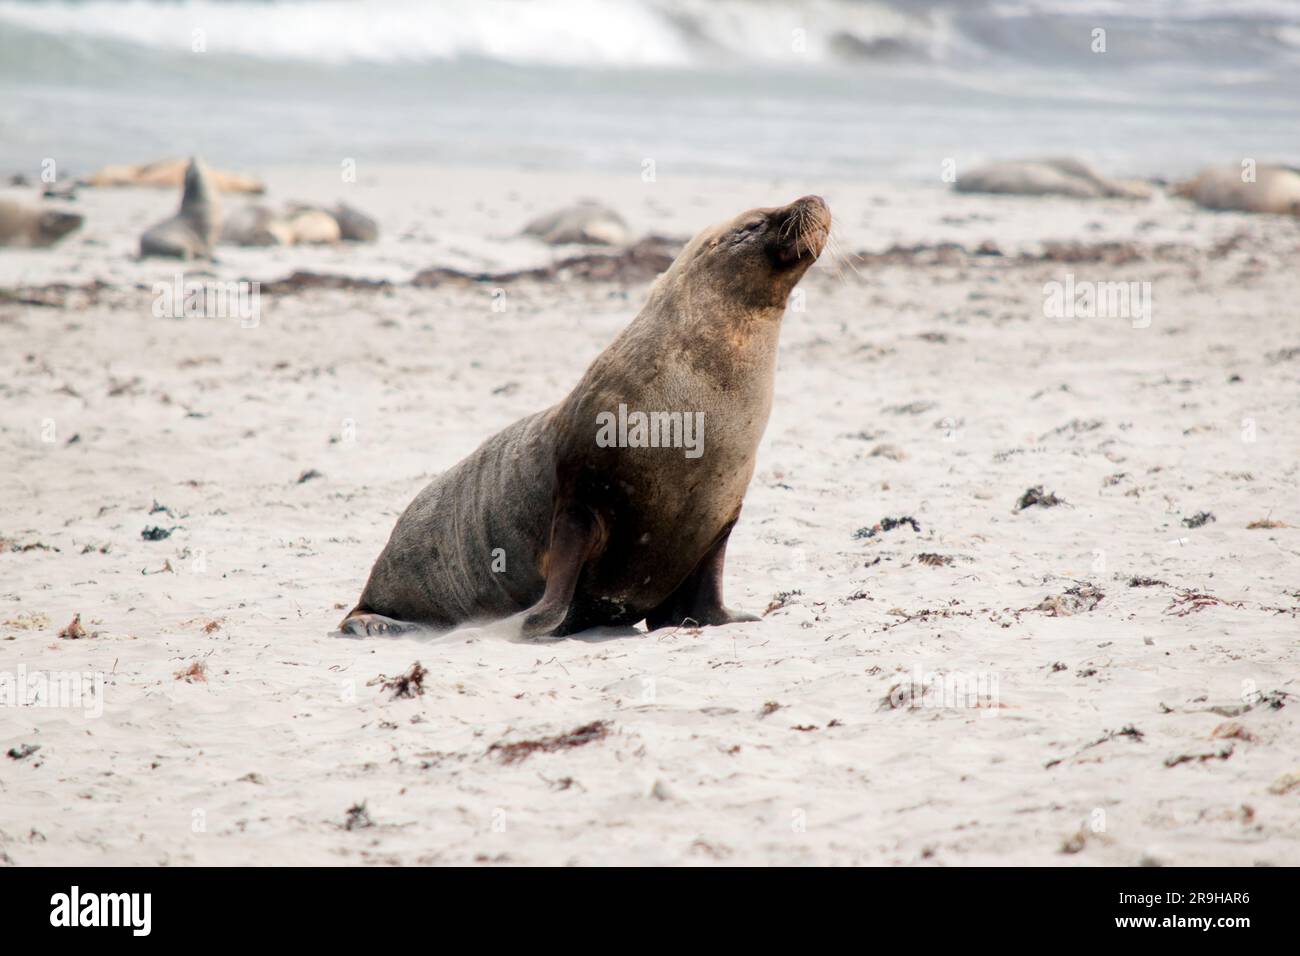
(520, 505, 602, 639)
(645, 522, 758, 630)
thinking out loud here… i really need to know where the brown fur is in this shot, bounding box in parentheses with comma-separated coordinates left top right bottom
(340, 196, 830, 639)
(139, 158, 222, 259)
(1172, 164, 1300, 216)
(0, 200, 83, 248)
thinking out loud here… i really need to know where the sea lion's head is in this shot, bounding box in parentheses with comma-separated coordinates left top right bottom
(36, 209, 84, 245)
(180, 156, 222, 242)
(181, 157, 216, 208)
(666, 195, 831, 312)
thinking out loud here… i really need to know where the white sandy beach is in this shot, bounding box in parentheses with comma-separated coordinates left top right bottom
(1, 165, 1299, 865)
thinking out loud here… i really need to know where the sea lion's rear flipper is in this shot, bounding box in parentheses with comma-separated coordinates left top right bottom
(336, 613, 420, 639)
(520, 505, 603, 639)
(645, 521, 759, 630)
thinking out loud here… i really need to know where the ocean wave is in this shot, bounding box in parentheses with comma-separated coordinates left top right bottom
(0, 0, 1294, 71)
(0, 0, 960, 68)
(0, 0, 692, 66)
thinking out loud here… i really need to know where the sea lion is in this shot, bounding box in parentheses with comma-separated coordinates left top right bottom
(82, 158, 264, 194)
(340, 195, 831, 639)
(223, 202, 377, 246)
(140, 158, 222, 259)
(333, 202, 379, 242)
(956, 158, 1152, 200)
(0, 199, 83, 248)
(524, 200, 630, 246)
(284, 207, 342, 244)
(221, 204, 295, 247)
(1172, 165, 1300, 216)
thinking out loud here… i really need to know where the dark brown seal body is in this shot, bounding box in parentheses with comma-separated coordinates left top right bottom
(139, 157, 222, 259)
(341, 195, 830, 638)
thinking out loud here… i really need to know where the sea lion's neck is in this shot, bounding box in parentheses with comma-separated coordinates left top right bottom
(181, 167, 216, 213)
(180, 173, 221, 238)
(615, 282, 785, 399)
(182, 189, 214, 213)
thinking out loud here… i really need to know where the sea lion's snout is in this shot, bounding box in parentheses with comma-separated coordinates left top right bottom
(38, 210, 85, 241)
(768, 195, 830, 267)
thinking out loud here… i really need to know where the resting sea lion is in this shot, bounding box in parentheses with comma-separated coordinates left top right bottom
(340, 195, 831, 638)
(82, 158, 264, 194)
(0, 200, 83, 248)
(140, 158, 222, 259)
(222, 202, 378, 246)
(1172, 165, 1300, 216)
(524, 200, 629, 246)
(284, 207, 342, 244)
(956, 158, 1152, 199)
(333, 202, 379, 242)
(221, 204, 295, 247)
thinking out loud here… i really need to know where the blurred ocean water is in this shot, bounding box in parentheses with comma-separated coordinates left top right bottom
(1, 0, 1297, 180)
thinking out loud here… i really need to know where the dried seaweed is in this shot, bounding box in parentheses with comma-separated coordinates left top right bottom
(488, 720, 611, 765)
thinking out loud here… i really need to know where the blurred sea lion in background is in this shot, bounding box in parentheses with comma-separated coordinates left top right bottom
(332, 202, 378, 242)
(221, 204, 295, 247)
(1172, 165, 1300, 216)
(139, 158, 222, 259)
(284, 205, 341, 244)
(221, 201, 379, 247)
(0, 199, 83, 247)
(524, 200, 629, 245)
(83, 158, 264, 194)
(956, 158, 1152, 199)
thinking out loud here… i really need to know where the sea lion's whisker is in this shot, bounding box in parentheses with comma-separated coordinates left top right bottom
(779, 211, 800, 243)
(821, 228, 861, 282)
(795, 203, 813, 258)
(777, 211, 793, 240)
